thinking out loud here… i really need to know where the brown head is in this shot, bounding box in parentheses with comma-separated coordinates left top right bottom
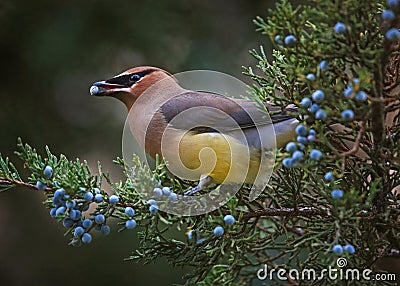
(90, 66, 174, 109)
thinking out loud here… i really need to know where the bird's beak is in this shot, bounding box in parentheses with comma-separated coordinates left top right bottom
(89, 81, 131, 96)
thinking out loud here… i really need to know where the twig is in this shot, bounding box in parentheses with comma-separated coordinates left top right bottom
(243, 207, 330, 220)
(0, 178, 52, 192)
(339, 121, 366, 157)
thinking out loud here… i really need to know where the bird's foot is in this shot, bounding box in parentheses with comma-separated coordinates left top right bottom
(184, 186, 200, 196)
(184, 174, 213, 196)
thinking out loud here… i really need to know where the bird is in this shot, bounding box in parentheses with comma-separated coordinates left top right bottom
(90, 66, 299, 195)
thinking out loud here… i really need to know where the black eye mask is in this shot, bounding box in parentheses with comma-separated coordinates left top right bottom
(105, 69, 155, 86)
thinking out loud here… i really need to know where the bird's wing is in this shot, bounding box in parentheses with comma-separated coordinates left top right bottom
(159, 91, 296, 149)
(160, 91, 293, 132)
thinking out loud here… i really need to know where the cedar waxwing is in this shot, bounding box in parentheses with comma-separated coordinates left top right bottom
(90, 66, 299, 195)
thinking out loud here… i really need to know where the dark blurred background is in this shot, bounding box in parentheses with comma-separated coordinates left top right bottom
(0, 0, 276, 285)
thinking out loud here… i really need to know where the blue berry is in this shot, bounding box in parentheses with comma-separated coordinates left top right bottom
(125, 219, 137, 229)
(62, 218, 74, 228)
(168, 192, 178, 201)
(94, 194, 103, 203)
(282, 158, 295, 168)
(344, 244, 356, 254)
(285, 142, 297, 153)
(94, 214, 105, 224)
(153, 187, 163, 198)
(90, 85, 99, 95)
(341, 109, 354, 121)
(93, 188, 101, 194)
(74, 210, 82, 220)
(69, 209, 78, 220)
(43, 166, 53, 179)
(297, 136, 308, 145)
(324, 172, 335, 182)
(332, 244, 343, 254)
(309, 103, 320, 113)
(331, 189, 343, 199)
(83, 192, 93, 201)
(82, 204, 90, 211)
(213, 226, 224, 237)
(333, 22, 346, 34)
(187, 230, 194, 239)
(148, 199, 157, 206)
(53, 188, 66, 199)
(56, 206, 66, 216)
(162, 187, 171, 196)
(74, 226, 84, 237)
(149, 205, 159, 214)
(309, 149, 322, 161)
(109, 195, 119, 205)
(223, 215, 236, 226)
(382, 10, 395, 21)
(386, 28, 400, 41)
(36, 181, 46, 191)
(309, 129, 316, 136)
(306, 73, 316, 81)
(319, 60, 329, 71)
(292, 150, 303, 161)
(284, 34, 296, 46)
(124, 207, 135, 217)
(307, 135, 316, 142)
(52, 196, 62, 207)
(66, 200, 76, 209)
(300, 97, 312, 107)
(387, 0, 399, 7)
(315, 109, 327, 120)
(81, 233, 92, 244)
(344, 86, 353, 98)
(295, 124, 308, 136)
(50, 207, 57, 217)
(312, 90, 325, 102)
(100, 225, 111, 235)
(355, 91, 367, 102)
(274, 35, 283, 44)
(82, 219, 93, 229)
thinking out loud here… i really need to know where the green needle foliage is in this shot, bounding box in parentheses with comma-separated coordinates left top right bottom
(1, 0, 399, 285)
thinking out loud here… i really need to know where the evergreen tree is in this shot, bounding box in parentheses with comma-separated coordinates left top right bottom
(0, 0, 399, 285)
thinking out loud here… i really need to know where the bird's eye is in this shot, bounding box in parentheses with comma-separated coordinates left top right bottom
(130, 74, 141, 81)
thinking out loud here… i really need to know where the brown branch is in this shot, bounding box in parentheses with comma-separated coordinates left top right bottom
(339, 121, 366, 157)
(0, 178, 53, 192)
(242, 207, 330, 220)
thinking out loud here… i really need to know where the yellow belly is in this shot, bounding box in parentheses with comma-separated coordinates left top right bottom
(178, 132, 266, 184)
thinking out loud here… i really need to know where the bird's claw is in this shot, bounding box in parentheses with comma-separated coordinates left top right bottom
(184, 186, 200, 196)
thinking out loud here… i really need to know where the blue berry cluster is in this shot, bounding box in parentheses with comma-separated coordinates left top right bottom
(147, 186, 179, 214)
(213, 214, 236, 237)
(36, 165, 54, 191)
(283, 125, 322, 168)
(188, 214, 236, 244)
(300, 81, 329, 121)
(38, 166, 126, 246)
(323, 170, 345, 199)
(332, 243, 356, 254)
(343, 78, 367, 103)
(383, 1, 400, 41)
